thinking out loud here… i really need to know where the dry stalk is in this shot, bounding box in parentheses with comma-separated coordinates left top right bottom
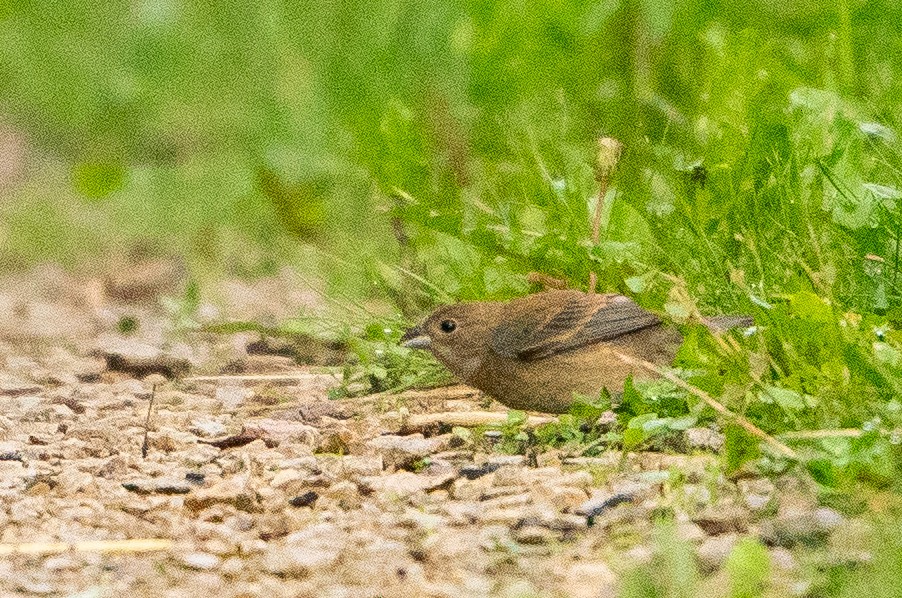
(589, 137, 623, 293)
(0, 538, 173, 556)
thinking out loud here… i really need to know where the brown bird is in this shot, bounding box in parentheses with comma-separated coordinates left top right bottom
(401, 289, 751, 413)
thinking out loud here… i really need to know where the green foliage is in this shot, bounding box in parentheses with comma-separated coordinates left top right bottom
(619, 518, 699, 598)
(725, 538, 771, 598)
(724, 425, 763, 475)
(331, 319, 453, 398)
(834, 522, 902, 598)
(617, 513, 902, 598)
(496, 409, 531, 454)
(72, 161, 127, 200)
(501, 383, 699, 457)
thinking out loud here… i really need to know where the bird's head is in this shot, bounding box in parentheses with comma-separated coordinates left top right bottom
(400, 301, 503, 380)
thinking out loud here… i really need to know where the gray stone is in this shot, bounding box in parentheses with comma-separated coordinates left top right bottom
(365, 433, 450, 470)
(54, 467, 95, 495)
(514, 525, 558, 544)
(121, 478, 192, 495)
(770, 547, 798, 570)
(697, 533, 739, 573)
(270, 468, 302, 488)
(179, 552, 222, 571)
(676, 520, 707, 543)
(487, 454, 528, 467)
(814, 507, 844, 529)
(242, 418, 319, 447)
(219, 556, 245, 578)
(262, 523, 343, 577)
(184, 475, 258, 512)
(43, 555, 81, 572)
(560, 561, 617, 598)
(15, 580, 55, 595)
(459, 462, 502, 480)
(684, 427, 725, 452)
(359, 470, 455, 498)
(190, 419, 228, 438)
(692, 505, 749, 535)
(478, 507, 526, 526)
(527, 511, 588, 533)
(575, 490, 634, 518)
(680, 484, 712, 509)
(316, 454, 383, 478)
(322, 480, 361, 510)
(399, 508, 445, 531)
(0, 377, 41, 397)
(96, 336, 191, 378)
(214, 385, 253, 409)
(738, 477, 776, 512)
(760, 507, 844, 547)
(625, 544, 654, 564)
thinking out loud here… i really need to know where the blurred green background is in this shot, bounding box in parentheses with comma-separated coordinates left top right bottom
(4, 0, 902, 403)
(2, 0, 902, 386)
(3, 0, 900, 312)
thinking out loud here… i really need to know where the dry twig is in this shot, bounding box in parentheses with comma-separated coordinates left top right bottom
(0, 538, 173, 556)
(184, 372, 337, 382)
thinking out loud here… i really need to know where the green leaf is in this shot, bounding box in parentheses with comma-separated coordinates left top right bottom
(788, 291, 834, 323)
(628, 413, 660, 429)
(874, 342, 902, 367)
(724, 424, 761, 473)
(72, 161, 126, 200)
(664, 301, 691, 319)
(760, 385, 806, 411)
(642, 417, 673, 435)
(623, 427, 645, 450)
(726, 537, 770, 598)
(625, 275, 647, 293)
(667, 415, 698, 431)
(506, 410, 527, 426)
(807, 458, 838, 487)
(619, 376, 644, 417)
(568, 399, 608, 420)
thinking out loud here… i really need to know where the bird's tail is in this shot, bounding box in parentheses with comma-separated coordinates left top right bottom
(703, 315, 754, 332)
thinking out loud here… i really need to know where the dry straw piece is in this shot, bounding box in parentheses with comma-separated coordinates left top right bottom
(0, 538, 173, 556)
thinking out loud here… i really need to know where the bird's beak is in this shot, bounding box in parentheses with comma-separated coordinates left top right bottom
(401, 326, 432, 350)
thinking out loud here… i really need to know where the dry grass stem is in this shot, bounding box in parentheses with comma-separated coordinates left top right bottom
(0, 539, 173, 556)
(589, 137, 623, 293)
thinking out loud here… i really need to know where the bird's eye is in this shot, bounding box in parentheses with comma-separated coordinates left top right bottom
(439, 319, 457, 333)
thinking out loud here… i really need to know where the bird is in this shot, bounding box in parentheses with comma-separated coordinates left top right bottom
(401, 289, 751, 413)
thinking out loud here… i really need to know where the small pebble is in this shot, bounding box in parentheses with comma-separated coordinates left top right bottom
(289, 491, 319, 508)
(179, 552, 222, 571)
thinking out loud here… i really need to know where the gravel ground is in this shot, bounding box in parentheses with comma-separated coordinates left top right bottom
(0, 263, 870, 597)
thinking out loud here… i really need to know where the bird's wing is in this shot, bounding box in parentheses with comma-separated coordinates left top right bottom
(491, 290, 662, 361)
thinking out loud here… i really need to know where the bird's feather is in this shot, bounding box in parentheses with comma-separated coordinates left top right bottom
(491, 290, 661, 361)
